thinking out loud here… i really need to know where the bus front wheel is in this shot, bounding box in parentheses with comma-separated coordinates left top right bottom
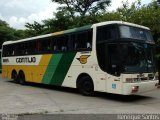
(77, 76, 94, 96)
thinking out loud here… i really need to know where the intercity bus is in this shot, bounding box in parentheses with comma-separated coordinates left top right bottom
(2, 21, 159, 95)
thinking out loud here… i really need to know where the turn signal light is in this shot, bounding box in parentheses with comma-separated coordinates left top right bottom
(132, 86, 139, 93)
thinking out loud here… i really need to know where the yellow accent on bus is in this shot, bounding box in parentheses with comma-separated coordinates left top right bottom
(2, 54, 52, 83)
(35, 54, 52, 83)
(52, 31, 63, 36)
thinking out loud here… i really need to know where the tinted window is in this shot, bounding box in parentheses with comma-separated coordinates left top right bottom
(97, 25, 118, 43)
(119, 25, 154, 42)
(51, 38, 57, 52)
(68, 34, 75, 51)
(25, 41, 36, 55)
(75, 30, 92, 50)
(17, 43, 25, 55)
(2, 45, 9, 57)
(2, 29, 93, 56)
(57, 36, 68, 52)
(37, 38, 51, 53)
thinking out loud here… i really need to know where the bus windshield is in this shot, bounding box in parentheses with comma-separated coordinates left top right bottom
(120, 43, 155, 73)
(96, 24, 156, 75)
(119, 25, 154, 42)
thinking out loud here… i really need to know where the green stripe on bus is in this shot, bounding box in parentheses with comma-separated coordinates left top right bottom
(63, 25, 92, 34)
(49, 52, 76, 86)
(42, 54, 63, 84)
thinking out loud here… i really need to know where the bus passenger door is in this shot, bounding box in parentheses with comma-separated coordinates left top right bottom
(106, 43, 122, 94)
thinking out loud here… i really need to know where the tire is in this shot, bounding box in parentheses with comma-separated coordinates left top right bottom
(78, 76, 94, 96)
(12, 71, 18, 83)
(18, 72, 26, 85)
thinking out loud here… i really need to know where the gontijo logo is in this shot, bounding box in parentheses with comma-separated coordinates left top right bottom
(77, 55, 90, 64)
(16, 57, 36, 63)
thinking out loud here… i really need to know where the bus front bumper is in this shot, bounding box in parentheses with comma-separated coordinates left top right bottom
(122, 80, 159, 95)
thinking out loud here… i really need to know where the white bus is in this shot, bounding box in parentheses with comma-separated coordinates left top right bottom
(2, 21, 159, 95)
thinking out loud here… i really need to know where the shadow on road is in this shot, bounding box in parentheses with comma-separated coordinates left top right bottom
(8, 80, 154, 102)
(94, 92, 153, 103)
(8, 80, 79, 94)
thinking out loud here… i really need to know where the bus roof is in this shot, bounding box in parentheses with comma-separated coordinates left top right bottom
(3, 21, 150, 45)
(95, 21, 149, 30)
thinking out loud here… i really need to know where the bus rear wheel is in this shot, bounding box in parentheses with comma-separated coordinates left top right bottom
(12, 71, 18, 83)
(18, 72, 26, 85)
(77, 76, 94, 96)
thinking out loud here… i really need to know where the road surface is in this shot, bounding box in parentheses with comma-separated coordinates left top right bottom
(0, 76, 159, 115)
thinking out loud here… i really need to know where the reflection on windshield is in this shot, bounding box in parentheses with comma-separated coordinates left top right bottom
(120, 25, 154, 42)
(120, 42, 155, 73)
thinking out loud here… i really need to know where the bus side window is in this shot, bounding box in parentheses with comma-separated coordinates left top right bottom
(56, 35, 68, 52)
(61, 36, 68, 51)
(51, 38, 57, 52)
(47, 39, 52, 52)
(9, 45, 14, 56)
(39, 38, 51, 53)
(68, 34, 75, 51)
(26, 41, 36, 54)
(75, 32, 86, 50)
(13, 44, 18, 56)
(56, 37, 61, 51)
(19, 43, 25, 55)
(74, 30, 92, 51)
(2, 45, 9, 57)
(86, 30, 93, 49)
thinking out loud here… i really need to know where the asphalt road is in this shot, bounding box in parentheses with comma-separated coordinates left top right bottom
(0, 75, 160, 116)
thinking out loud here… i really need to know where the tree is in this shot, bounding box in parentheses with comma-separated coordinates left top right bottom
(13, 29, 29, 40)
(51, 0, 111, 18)
(25, 21, 45, 36)
(24, 0, 111, 35)
(0, 20, 15, 47)
(50, 0, 111, 29)
(0, 19, 30, 48)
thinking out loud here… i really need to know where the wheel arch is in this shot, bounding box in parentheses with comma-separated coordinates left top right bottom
(18, 70, 25, 79)
(76, 73, 94, 89)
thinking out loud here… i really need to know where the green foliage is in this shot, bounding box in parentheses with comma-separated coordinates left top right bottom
(13, 29, 29, 40)
(0, 20, 15, 47)
(25, 21, 45, 37)
(0, 19, 29, 48)
(25, 0, 110, 34)
(51, 0, 111, 18)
